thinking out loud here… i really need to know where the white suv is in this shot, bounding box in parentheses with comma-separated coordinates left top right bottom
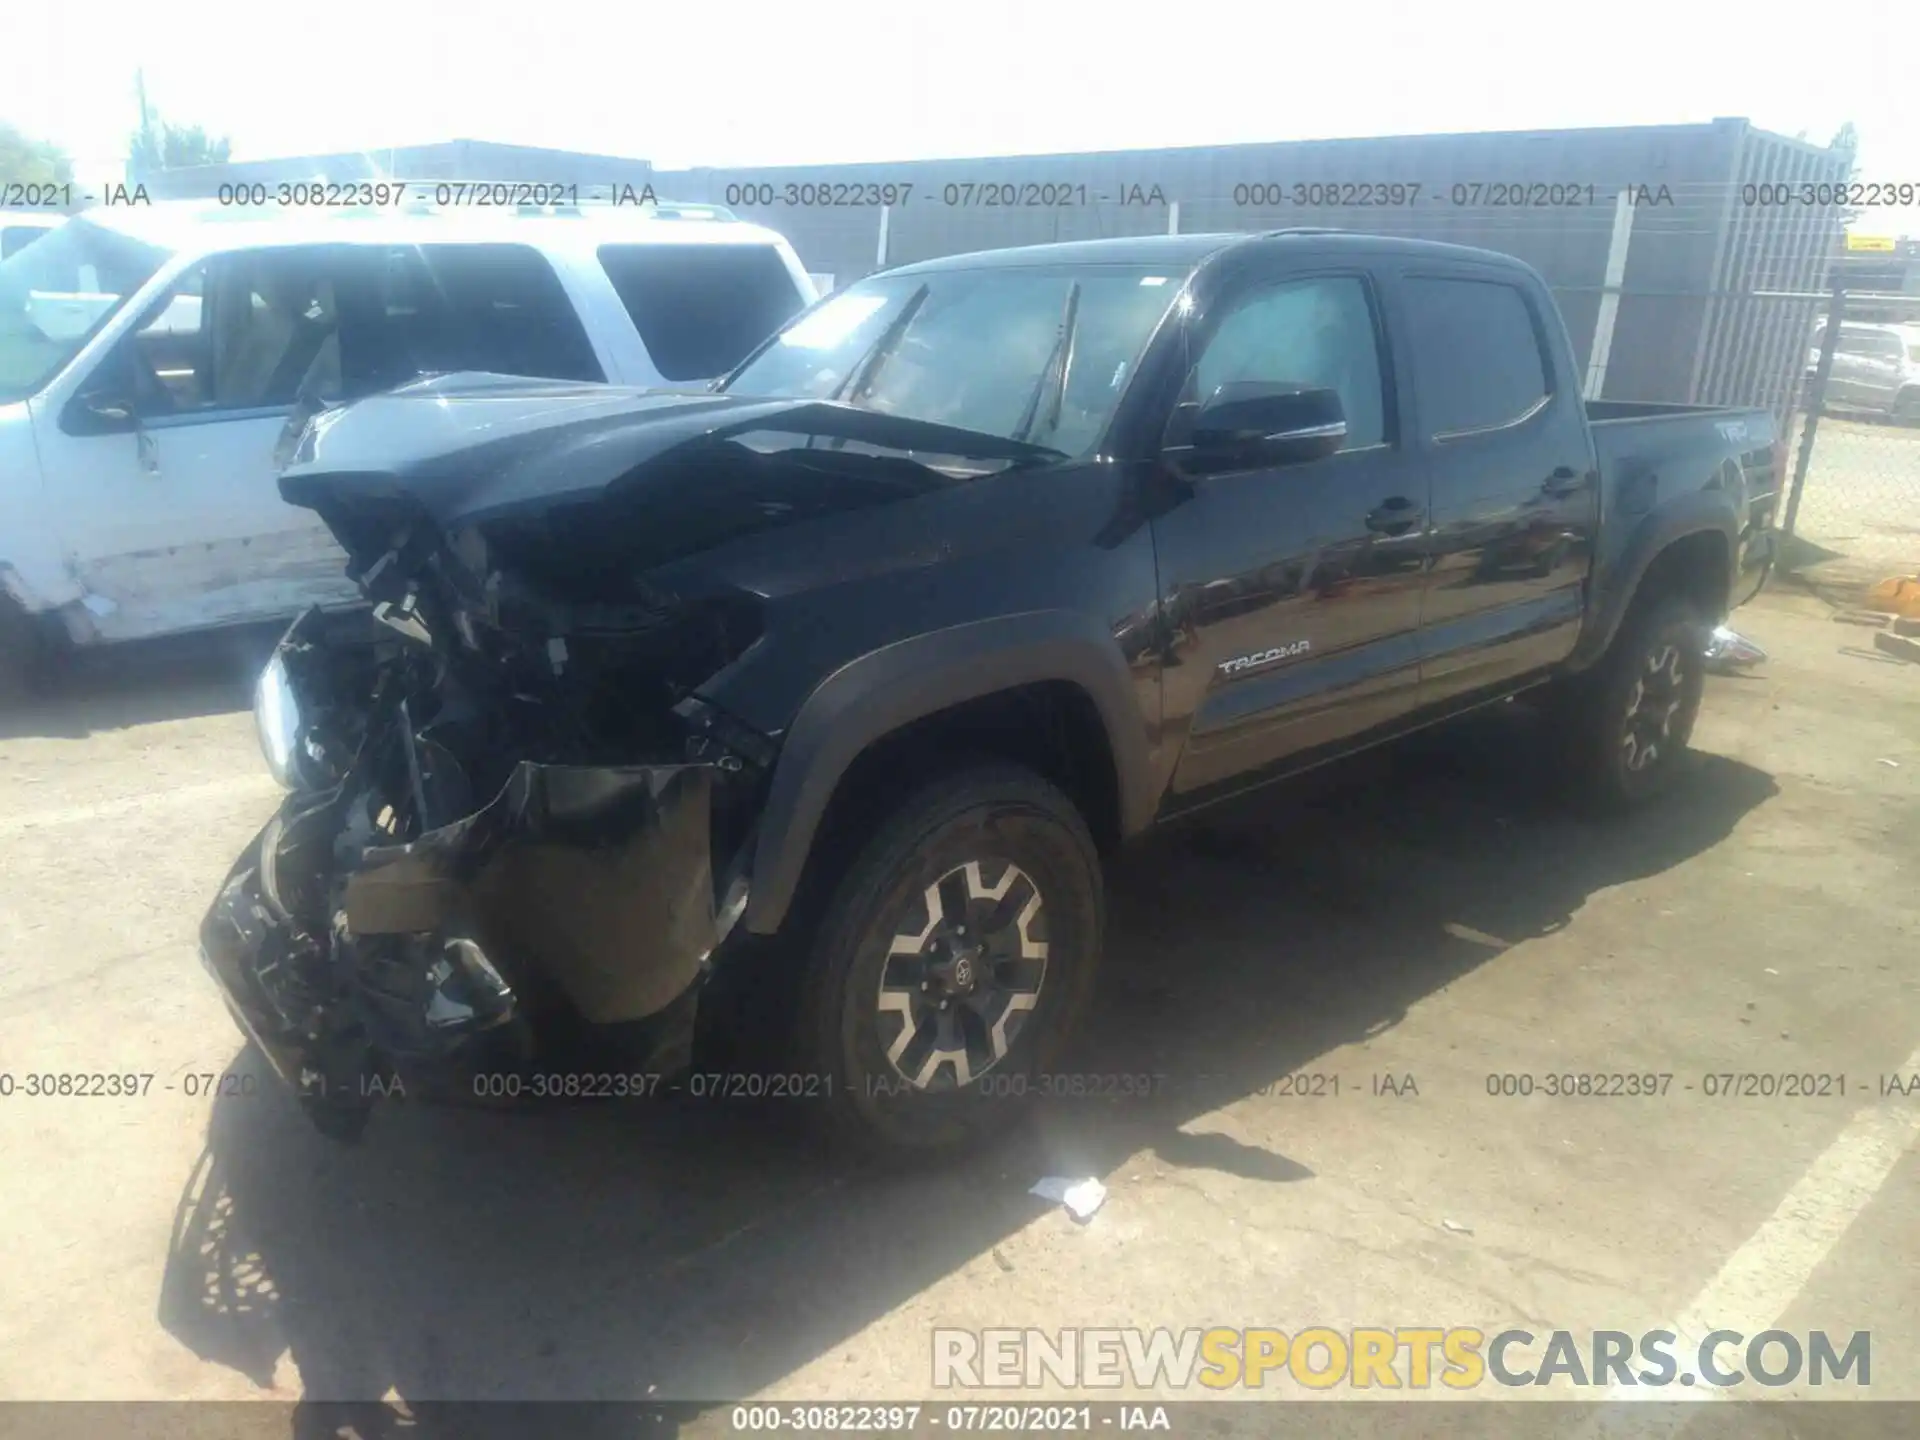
(1805, 320, 1920, 424)
(0, 198, 815, 663)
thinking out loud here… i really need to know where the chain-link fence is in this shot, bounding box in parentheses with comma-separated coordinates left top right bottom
(1780, 286, 1920, 593)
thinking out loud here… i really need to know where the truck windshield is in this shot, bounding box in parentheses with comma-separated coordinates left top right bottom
(722, 264, 1186, 457)
(0, 218, 170, 404)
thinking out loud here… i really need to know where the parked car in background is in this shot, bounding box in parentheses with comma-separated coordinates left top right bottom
(0, 209, 63, 261)
(1804, 320, 1920, 423)
(0, 198, 814, 687)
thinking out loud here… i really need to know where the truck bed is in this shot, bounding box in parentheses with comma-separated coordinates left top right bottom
(1585, 400, 1781, 615)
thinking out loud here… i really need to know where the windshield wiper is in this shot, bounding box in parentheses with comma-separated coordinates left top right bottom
(834, 284, 931, 408)
(1011, 281, 1081, 446)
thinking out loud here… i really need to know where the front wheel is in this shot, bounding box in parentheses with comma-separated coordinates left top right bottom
(1556, 595, 1709, 812)
(795, 763, 1105, 1155)
(1893, 388, 1920, 427)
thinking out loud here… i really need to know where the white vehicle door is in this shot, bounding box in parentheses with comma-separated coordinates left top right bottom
(1826, 328, 1884, 409)
(28, 246, 357, 641)
(1860, 331, 1907, 409)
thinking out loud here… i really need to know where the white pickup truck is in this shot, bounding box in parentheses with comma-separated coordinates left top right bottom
(0, 198, 815, 685)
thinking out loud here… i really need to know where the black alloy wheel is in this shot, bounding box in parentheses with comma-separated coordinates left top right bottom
(797, 763, 1103, 1154)
(1559, 593, 1708, 811)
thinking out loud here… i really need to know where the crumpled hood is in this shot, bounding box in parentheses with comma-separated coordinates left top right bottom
(277, 372, 1057, 535)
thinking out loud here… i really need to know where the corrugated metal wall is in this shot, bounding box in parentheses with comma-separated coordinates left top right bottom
(141, 122, 1849, 416)
(654, 118, 1848, 413)
(144, 141, 657, 194)
(1689, 131, 1851, 418)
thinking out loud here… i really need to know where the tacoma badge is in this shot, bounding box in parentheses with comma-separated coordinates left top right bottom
(1217, 640, 1311, 677)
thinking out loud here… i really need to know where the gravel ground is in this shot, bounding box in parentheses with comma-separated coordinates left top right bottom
(0, 585, 1915, 1437)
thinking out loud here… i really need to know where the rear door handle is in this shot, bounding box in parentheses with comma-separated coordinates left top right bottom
(1365, 499, 1424, 535)
(1542, 466, 1588, 497)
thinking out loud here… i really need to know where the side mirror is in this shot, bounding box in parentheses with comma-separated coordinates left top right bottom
(1182, 383, 1347, 472)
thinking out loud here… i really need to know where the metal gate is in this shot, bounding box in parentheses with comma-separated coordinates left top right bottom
(1779, 281, 1920, 591)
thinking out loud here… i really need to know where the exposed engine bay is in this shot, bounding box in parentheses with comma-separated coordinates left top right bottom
(195, 372, 1066, 1137)
(201, 512, 775, 1138)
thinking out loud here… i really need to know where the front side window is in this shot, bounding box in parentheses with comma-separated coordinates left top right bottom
(599, 242, 806, 382)
(1189, 275, 1388, 450)
(100, 242, 609, 422)
(111, 252, 338, 419)
(1403, 276, 1550, 438)
(724, 264, 1184, 457)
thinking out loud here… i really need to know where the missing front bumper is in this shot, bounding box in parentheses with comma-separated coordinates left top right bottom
(343, 759, 733, 1026)
(197, 756, 747, 1119)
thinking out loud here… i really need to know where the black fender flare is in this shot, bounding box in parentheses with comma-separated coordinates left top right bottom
(1565, 489, 1737, 675)
(740, 610, 1156, 935)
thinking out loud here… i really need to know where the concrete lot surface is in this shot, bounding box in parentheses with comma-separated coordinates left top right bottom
(0, 585, 1915, 1436)
(1787, 417, 1920, 590)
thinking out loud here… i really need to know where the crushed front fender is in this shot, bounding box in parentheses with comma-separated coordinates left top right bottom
(344, 760, 733, 1026)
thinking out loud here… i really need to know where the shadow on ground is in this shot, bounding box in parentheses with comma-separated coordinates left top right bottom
(0, 624, 281, 742)
(155, 701, 1778, 1433)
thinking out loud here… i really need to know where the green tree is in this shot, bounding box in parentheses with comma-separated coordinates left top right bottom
(127, 71, 232, 176)
(0, 121, 74, 189)
(128, 121, 232, 173)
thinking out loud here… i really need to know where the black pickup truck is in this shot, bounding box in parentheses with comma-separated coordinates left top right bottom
(199, 230, 1780, 1152)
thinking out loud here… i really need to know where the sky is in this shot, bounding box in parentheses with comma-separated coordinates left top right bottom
(7, 0, 1919, 234)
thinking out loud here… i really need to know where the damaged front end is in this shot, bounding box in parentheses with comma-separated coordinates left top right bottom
(199, 531, 772, 1139)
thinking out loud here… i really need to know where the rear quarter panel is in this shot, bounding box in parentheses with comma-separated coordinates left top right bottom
(1574, 406, 1777, 668)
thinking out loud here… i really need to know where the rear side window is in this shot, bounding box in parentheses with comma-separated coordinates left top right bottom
(395, 244, 603, 383)
(1840, 329, 1902, 359)
(1403, 277, 1550, 438)
(598, 243, 805, 382)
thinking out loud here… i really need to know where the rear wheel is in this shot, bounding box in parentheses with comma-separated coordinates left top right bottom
(1894, 388, 1920, 427)
(1556, 594, 1709, 812)
(795, 763, 1104, 1155)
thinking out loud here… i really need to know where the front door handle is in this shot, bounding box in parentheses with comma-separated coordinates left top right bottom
(1542, 466, 1588, 498)
(1365, 498, 1423, 535)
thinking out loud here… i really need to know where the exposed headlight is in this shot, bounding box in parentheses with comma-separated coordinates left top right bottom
(253, 652, 303, 790)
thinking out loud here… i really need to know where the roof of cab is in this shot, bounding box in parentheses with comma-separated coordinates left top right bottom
(883, 229, 1532, 275)
(72, 198, 796, 255)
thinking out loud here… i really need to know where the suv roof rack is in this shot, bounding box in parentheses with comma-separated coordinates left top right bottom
(1260, 227, 1347, 238)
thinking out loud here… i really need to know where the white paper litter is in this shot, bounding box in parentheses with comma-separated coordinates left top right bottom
(1031, 1176, 1107, 1221)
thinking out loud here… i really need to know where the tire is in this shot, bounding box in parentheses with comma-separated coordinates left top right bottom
(1556, 594, 1709, 813)
(1894, 388, 1920, 428)
(0, 598, 50, 705)
(795, 762, 1104, 1155)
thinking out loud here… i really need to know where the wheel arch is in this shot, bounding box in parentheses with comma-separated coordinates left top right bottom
(739, 611, 1155, 936)
(1567, 497, 1735, 675)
